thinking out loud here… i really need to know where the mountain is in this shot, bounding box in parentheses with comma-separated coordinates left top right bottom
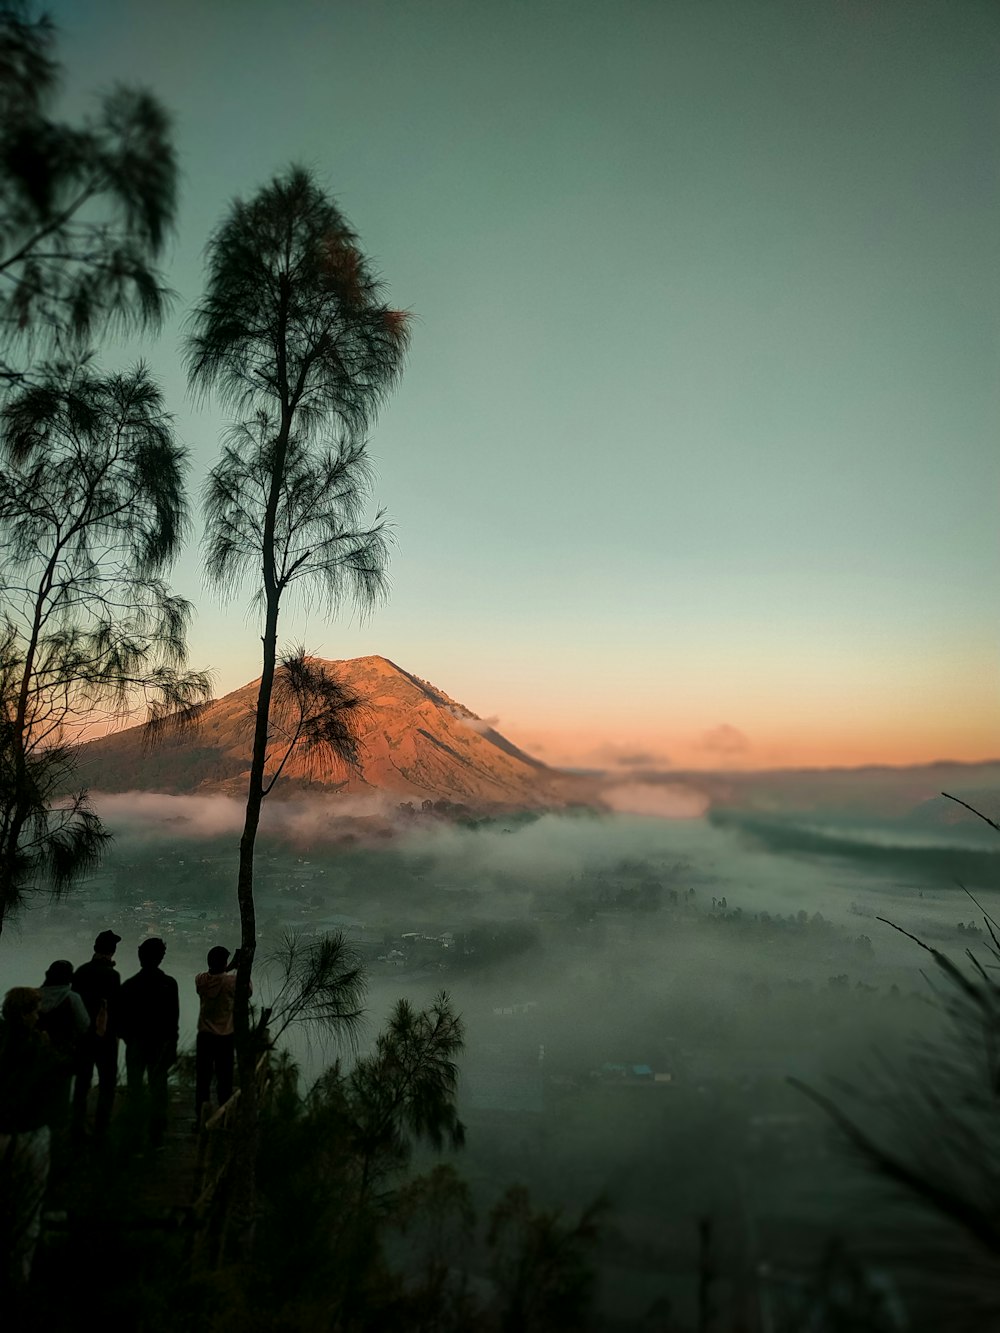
(76, 656, 999, 820)
(75, 655, 592, 811)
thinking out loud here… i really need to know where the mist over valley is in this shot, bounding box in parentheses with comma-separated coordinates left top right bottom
(7, 746, 998, 1324)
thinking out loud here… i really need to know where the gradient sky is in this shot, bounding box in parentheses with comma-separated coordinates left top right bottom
(46, 0, 999, 770)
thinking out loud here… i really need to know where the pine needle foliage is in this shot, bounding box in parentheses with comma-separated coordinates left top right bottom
(264, 929, 366, 1047)
(264, 650, 368, 793)
(0, 359, 211, 930)
(794, 923, 1000, 1259)
(238, 996, 465, 1327)
(794, 805, 1000, 1322)
(487, 1186, 606, 1333)
(0, 2, 177, 382)
(202, 414, 390, 616)
(333, 991, 466, 1197)
(185, 165, 408, 433)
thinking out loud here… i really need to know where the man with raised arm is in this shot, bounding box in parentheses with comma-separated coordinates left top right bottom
(194, 945, 242, 1126)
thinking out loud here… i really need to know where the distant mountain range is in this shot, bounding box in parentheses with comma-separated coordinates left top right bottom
(75, 655, 595, 811)
(636, 761, 1000, 824)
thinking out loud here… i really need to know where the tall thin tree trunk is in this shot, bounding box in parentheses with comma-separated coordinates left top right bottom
(229, 585, 280, 1252)
(229, 397, 289, 1256)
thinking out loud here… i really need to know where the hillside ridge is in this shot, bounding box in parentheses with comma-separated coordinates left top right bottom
(75, 655, 589, 811)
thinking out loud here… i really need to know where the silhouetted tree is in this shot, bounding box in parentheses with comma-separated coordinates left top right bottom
(0, 361, 210, 932)
(795, 801, 1000, 1329)
(487, 1185, 605, 1333)
(800, 924, 1000, 1250)
(337, 991, 465, 1203)
(187, 164, 409, 1229)
(245, 994, 464, 1325)
(388, 1164, 477, 1330)
(264, 928, 366, 1046)
(0, 2, 176, 384)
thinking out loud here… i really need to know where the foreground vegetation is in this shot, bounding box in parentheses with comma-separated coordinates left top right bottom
(6, 897, 997, 1332)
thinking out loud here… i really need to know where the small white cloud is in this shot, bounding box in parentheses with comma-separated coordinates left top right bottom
(700, 724, 750, 755)
(455, 712, 500, 734)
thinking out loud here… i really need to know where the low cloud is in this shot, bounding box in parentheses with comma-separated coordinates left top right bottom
(459, 714, 500, 735)
(700, 724, 750, 756)
(92, 791, 394, 842)
(444, 705, 501, 735)
(600, 781, 710, 819)
(94, 792, 245, 839)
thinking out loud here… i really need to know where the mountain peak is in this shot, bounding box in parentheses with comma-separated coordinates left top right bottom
(76, 655, 586, 811)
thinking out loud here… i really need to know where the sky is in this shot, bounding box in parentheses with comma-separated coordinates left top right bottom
(44, 0, 1000, 771)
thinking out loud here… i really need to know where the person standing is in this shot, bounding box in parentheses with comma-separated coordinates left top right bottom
(0, 988, 63, 1299)
(117, 938, 179, 1147)
(39, 960, 90, 1059)
(72, 928, 122, 1140)
(37, 960, 90, 1138)
(194, 946, 241, 1126)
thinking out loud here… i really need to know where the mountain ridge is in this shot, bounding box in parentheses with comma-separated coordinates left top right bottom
(75, 654, 591, 811)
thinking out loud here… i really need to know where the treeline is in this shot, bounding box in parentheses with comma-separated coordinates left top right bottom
(22, 981, 608, 1333)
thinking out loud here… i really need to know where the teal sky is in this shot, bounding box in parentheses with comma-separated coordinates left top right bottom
(48, 0, 999, 769)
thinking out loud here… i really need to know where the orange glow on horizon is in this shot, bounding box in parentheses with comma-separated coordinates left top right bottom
(503, 724, 1000, 774)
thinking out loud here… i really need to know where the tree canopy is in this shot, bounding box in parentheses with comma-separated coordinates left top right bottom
(0, 360, 211, 930)
(0, 2, 177, 383)
(186, 165, 407, 433)
(0, 4, 201, 930)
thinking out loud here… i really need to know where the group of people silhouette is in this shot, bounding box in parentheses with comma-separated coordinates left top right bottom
(0, 931, 242, 1292)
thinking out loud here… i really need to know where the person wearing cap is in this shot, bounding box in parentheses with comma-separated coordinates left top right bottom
(194, 946, 243, 1126)
(117, 938, 179, 1147)
(72, 929, 122, 1140)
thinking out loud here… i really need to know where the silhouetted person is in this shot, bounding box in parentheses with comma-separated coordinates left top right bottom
(0, 988, 64, 1300)
(38, 961, 90, 1051)
(118, 938, 179, 1147)
(72, 928, 122, 1140)
(195, 946, 241, 1126)
(37, 960, 90, 1138)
